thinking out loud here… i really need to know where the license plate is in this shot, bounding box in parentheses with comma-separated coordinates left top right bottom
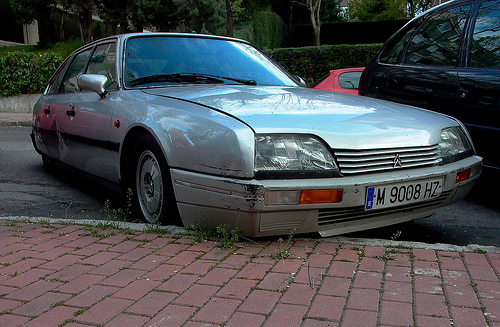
(365, 178, 443, 210)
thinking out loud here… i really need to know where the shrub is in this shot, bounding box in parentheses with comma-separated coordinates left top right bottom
(0, 52, 63, 97)
(267, 43, 382, 86)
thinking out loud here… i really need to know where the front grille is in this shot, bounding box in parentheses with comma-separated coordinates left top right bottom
(334, 145, 442, 175)
(318, 190, 451, 226)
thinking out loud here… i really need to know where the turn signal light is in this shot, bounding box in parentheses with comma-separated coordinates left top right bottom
(456, 168, 471, 183)
(300, 189, 343, 204)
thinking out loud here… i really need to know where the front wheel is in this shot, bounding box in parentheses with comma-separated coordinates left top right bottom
(131, 134, 180, 225)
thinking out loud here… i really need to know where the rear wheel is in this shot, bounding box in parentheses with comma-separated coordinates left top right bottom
(131, 134, 180, 225)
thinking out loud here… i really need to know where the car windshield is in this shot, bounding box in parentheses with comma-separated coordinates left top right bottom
(124, 35, 298, 88)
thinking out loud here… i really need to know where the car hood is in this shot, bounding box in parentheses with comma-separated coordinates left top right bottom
(143, 85, 456, 149)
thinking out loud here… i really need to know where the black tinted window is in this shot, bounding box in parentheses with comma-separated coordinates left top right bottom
(379, 22, 419, 64)
(470, 0, 500, 68)
(405, 4, 470, 66)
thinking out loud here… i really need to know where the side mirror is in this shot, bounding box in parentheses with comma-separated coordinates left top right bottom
(78, 74, 109, 98)
(295, 75, 307, 87)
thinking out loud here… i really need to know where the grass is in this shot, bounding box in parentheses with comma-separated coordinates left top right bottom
(0, 39, 82, 58)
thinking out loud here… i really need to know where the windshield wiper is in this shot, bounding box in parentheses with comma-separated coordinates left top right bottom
(128, 73, 257, 87)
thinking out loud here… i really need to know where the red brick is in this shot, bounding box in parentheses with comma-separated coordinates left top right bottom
(306, 253, 334, 268)
(264, 303, 308, 327)
(257, 272, 292, 291)
(12, 292, 71, 316)
(103, 313, 150, 327)
(88, 259, 132, 276)
(476, 280, 500, 300)
(63, 236, 100, 249)
(463, 252, 490, 266)
(79, 251, 121, 266)
(116, 247, 154, 261)
(0, 314, 30, 327)
(74, 297, 134, 325)
(166, 250, 200, 266)
(198, 267, 238, 286)
(98, 233, 130, 245)
(0, 268, 53, 288)
(302, 318, 340, 326)
(201, 247, 233, 261)
(157, 273, 199, 293)
(172, 284, 219, 307)
(414, 275, 443, 294)
(441, 269, 471, 287)
(99, 268, 146, 287)
(181, 259, 216, 275)
(21, 306, 79, 327)
(0, 298, 23, 312)
(216, 278, 258, 300)
(416, 315, 453, 327)
(358, 256, 385, 272)
(413, 260, 441, 276)
(72, 243, 110, 256)
(37, 247, 75, 260)
(294, 264, 327, 285)
(272, 258, 303, 274)
(412, 248, 437, 261)
(352, 270, 383, 289)
(318, 276, 351, 297)
(468, 264, 498, 282)
(107, 240, 139, 253)
(280, 282, 316, 306)
(192, 297, 241, 324)
(5, 280, 63, 301)
(482, 298, 500, 322)
(56, 273, 105, 294)
(327, 260, 357, 278)
(0, 258, 47, 276)
(308, 295, 345, 321)
(128, 254, 169, 271)
(450, 306, 489, 327)
(384, 265, 412, 283)
(125, 291, 177, 316)
(149, 304, 197, 327)
(382, 280, 412, 303)
(414, 293, 449, 317)
(218, 253, 249, 270)
(335, 248, 360, 262)
(440, 256, 467, 271)
(112, 279, 161, 300)
(226, 312, 266, 327)
(156, 243, 190, 256)
(143, 263, 184, 281)
(65, 285, 120, 307)
(314, 242, 340, 255)
(445, 285, 481, 307)
(346, 288, 379, 311)
(379, 300, 413, 326)
(341, 309, 378, 327)
(237, 262, 273, 280)
(239, 289, 281, 315)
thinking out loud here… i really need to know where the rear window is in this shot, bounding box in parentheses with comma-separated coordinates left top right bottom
(405, 4, 471, 66)
(470, 0, 500, 68)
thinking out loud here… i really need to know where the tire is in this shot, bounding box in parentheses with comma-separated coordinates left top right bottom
(131, 134, 181, 225)
(41, 154, 56, 175)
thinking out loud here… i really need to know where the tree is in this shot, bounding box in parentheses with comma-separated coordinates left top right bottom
(406, 0, 433, 18)
(348, 0, 407, 22)
(292, 0, 322, 46)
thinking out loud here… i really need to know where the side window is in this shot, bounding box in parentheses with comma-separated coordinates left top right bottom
(405, 4, 471, 66)
(44, 57, 71, 95)
(87, 42, 118, 90)
(470, 0, 500, 68)
(338, 71, 362, 90)
(379, 21, 420, 64)
(59, 49, 92, 93)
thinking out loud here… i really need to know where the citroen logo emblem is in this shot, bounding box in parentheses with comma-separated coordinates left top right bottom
(393, 154, 402, 168)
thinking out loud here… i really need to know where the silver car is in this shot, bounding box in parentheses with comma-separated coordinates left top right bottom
(31, 33, 482, 237)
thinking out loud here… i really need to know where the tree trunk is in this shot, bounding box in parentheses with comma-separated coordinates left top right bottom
(226, 0, 234, 37)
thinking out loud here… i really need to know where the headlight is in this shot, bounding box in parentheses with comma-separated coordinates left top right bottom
(255, 134, 340, 178)
(438, 127, 474, 164)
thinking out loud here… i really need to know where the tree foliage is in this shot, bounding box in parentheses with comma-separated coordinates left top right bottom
(348, 0, 407, 22)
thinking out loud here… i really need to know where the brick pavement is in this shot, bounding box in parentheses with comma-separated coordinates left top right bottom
(0, 219, 499, 327)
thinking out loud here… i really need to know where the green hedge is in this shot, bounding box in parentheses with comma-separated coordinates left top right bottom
(268, 43, 382, 86)
(0, 52, 63, 97)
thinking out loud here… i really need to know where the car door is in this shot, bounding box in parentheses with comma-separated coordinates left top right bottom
(58, 41, 121, 182)
(456, 0, 500, 169)
(383, 3, 472, 113)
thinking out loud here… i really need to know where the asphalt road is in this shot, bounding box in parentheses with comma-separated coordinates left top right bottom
(1, 126, 499, 247)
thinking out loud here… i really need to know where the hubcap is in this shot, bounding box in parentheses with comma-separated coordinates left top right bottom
(136, 150, 163, 223)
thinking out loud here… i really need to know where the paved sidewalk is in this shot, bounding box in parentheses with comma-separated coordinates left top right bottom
(0, 219, 499, 327)
(0, 113, 32, 126)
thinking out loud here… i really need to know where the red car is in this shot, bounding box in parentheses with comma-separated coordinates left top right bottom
(312, 67, 364, 95)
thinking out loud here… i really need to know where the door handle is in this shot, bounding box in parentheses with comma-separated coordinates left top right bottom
(66, 106, 76, 117)
(44, 106, 51, 115)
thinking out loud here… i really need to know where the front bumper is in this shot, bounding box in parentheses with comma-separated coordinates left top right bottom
(171, 155, 482, 237)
